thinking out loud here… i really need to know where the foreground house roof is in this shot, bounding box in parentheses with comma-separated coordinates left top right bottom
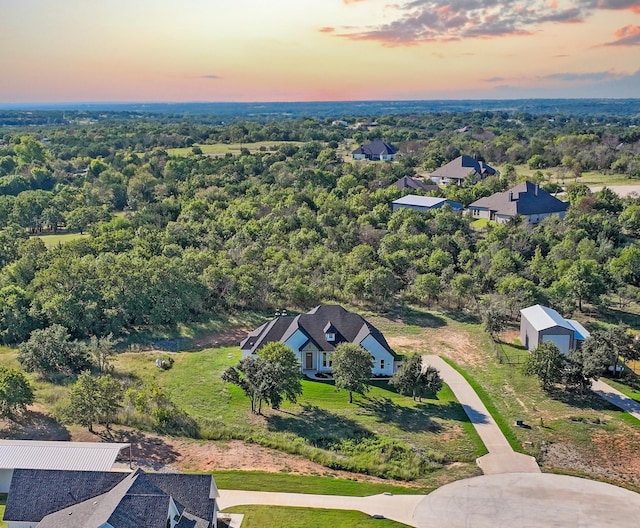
(5, 468, 218, 528)
(430, 155, 496, 180)
(0, 440, 130, 472)
(241, 304, 395, 357)
(469, 181, 569, 217)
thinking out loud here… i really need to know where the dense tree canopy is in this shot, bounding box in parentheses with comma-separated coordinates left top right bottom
(0, 110, 638, 345)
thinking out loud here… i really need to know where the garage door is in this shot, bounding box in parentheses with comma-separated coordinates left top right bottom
(541, 334, 571, 354)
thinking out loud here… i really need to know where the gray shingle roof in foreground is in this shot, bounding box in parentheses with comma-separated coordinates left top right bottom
(4, 468, 216, 528)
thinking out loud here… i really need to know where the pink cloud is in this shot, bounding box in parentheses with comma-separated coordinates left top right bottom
(603, 24, 640, 46)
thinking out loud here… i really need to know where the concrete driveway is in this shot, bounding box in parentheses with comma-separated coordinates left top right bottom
(422, 355, 539, 474)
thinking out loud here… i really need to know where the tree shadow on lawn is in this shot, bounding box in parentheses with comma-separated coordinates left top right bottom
(0, 409, 71, 440)
(103, 429, 181, 469)
(442, 311, 481, 324)
(547, 386, 620, 412)
(383, 305, 447, 328)
(266, 404, 373, 448)
(356, 397, 477, 433)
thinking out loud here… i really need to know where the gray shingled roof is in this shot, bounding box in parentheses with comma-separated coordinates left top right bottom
(4, 468, 216, 528)
(392, 176, 438, 193)
(352, 140, 397, 157)
(241, 305, 395, 357)
(469, 181, 569, 217)
(430, 155, 496, 180)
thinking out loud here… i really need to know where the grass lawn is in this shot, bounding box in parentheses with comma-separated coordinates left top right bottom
(112, 346, 484, 481)
(212, 470, 430, 495)
(499, 164, 635, 187)
(0, 493, 6, 528)
(34, 232, 89, 249)
(167, 141, 303, 157)
(471, 218, 493, 229)
(221, 506, 411, 528)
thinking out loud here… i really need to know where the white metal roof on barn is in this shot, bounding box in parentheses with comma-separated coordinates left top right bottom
(520, 304, 574, 332)
(0, 440, 130, 472)
(393, 195, 447, 208)
(566, 319, 590, 340)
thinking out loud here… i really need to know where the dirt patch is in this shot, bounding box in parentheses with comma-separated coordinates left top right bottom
(388, 328, 485, 367)
(67, 426, 427, 488)
(0, 406, 71, 441)
(428, 329, 485, 367)
(192, 328, 250, 349)
(542, 424, 640, 491)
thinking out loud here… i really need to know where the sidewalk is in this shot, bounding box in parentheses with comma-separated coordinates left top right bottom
(217, 490, 425, 527)
(422, 355, 540, 474)
(592, 379, 640, 421)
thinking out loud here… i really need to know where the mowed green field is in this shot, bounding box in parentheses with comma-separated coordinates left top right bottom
(34, 232, 89, 249)
(211, 470, 431, 495)
(499, 164, 636, 187)
(222, 506, 411, 528)
(167, 141, 303, 157)
(112, 346, 484, 481)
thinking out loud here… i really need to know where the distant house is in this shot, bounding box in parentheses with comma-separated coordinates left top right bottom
(392, 176, 438, 193)
(520, 304, 590, 355)
(392, 195, 463, 213)
(430, 155, 497, 185)
(4, 468, 219, 528)
(468, 181, 569, 224)
(0, 440, 131, 493)
(352, 140, 397, 161)
(241, 305, 396, 376)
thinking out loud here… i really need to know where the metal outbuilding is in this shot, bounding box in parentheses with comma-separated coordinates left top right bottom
(0, 440, 131, 493)
(520, 304, 590, 354)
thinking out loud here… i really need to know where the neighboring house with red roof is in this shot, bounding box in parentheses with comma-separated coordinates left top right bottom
(352, 140, 397, 161)
(241, 305, 397, 375)
(468, 181, 569, 224)
(430, 155, 497, 185)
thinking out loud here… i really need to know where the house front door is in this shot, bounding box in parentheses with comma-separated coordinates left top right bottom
(305, 352, 313, 370)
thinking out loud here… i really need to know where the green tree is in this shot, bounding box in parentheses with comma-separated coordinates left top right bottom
(558, 260, 607, 311)
(0, 285, 34, 344)
(331, 343, 373, 403)
(390, 355, 443, 401)
(14, 136, 46, 165)
(257, 342, 303, 409)
(523, 342, 565, 391)
(67, 372, 123, 432)
(18, 325, 91, 379)
(82, 334, 117, 374)
(479, 296, 509, 339)
(0, 366, 34, 418)
(223, 350, 302, 414)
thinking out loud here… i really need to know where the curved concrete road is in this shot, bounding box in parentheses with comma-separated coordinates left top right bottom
(217, 490, 425, 526)
(413, 472, 640, 528)
(422, 355, 539, 474)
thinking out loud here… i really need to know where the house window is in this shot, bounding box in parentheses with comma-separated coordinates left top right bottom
(380, 359, 385, 370)
(326, 333, 336, 342)
(322, 353, 327, 368)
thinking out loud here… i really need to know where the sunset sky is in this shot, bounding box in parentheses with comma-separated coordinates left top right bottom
(1, 0, 639, 102)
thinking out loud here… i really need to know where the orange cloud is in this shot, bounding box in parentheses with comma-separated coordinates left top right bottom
(603, 24, 640, 46)
(318, 27, 335, 33)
